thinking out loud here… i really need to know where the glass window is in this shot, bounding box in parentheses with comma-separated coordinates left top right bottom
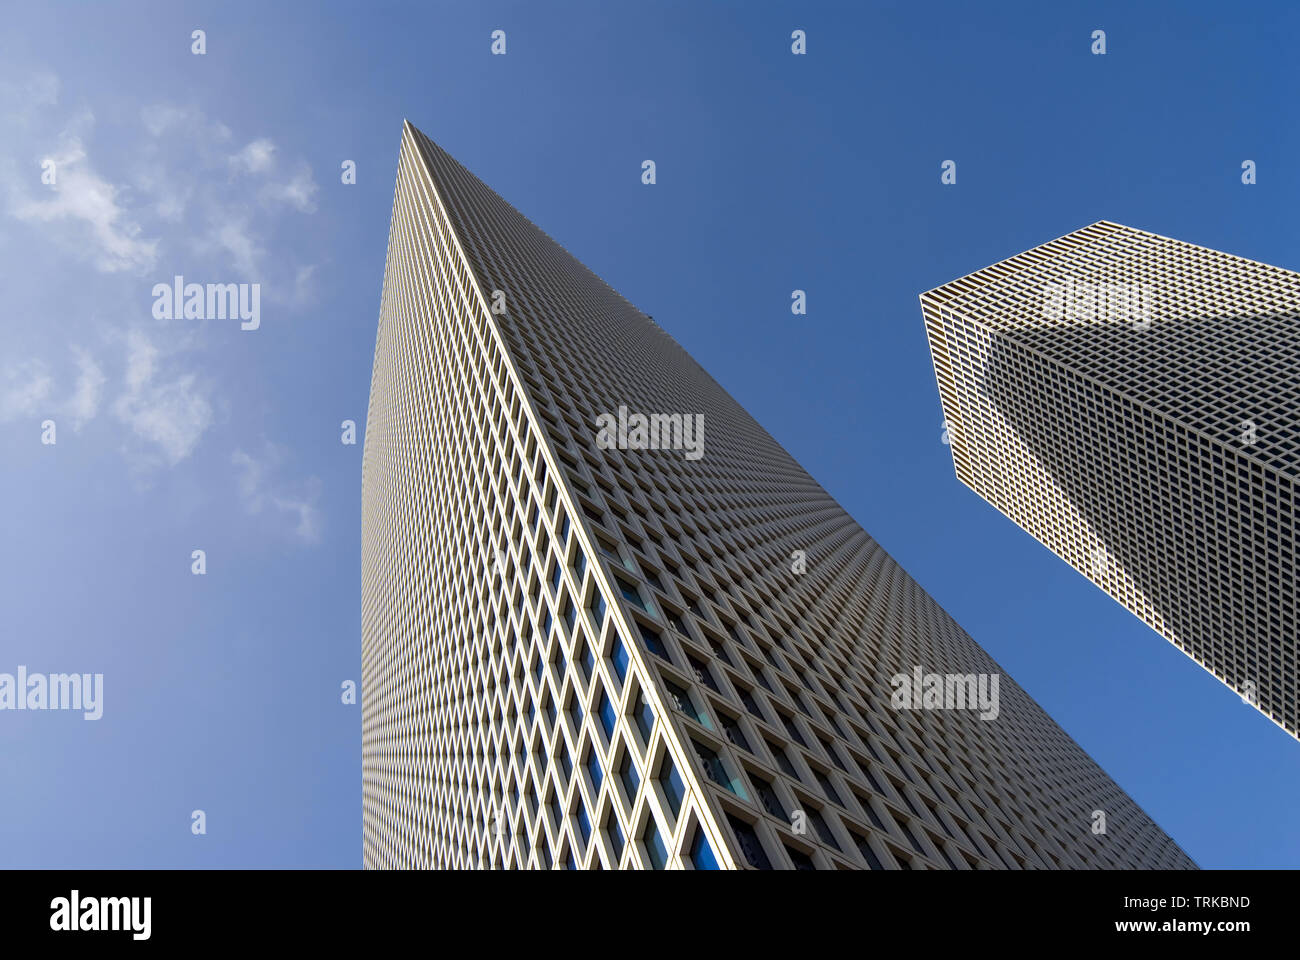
(586, 750, 603, 794)
(639, 623, 670, 661)
(608, 574, 650, 613)
(608, 816, 624, 861)
(664, 679, 710, 729)
(808, 808, 840, 851)
(611, 639, 629, 684)
(597, 689, 617, 740)
(690, 829, 720, 870)
(692, 739, 747, 800)
(618, 751, 640, 802)
(786, 845, 816, 870)
(726, 814, 771, 870)
(659, 756, 684, 819)
(752, 775, 787, 820)
(635, 694, 655, 744)
(643, 819, 668, 870)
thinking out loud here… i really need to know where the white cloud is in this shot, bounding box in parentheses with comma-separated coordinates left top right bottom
(293, 264, 318, 304)
(0, 359, 54, 421)
(65, 346, 105, 429)
(112, 330, 212, 466)
(232, 443, 322, 544)
(141, 104, 230, 143)
(229, 138, 277, 175)
(263, 163, 318, 213)
(9, 131, 159, 273)
(212, 216, 265, 278)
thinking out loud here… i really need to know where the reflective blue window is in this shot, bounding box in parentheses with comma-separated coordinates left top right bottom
(608, 817, 624, 860)
(586, 750, 603, 794)
(635, 695, 655, 744)
(611, 639, 629, 684)
(598, 689, 617, 740)
(644, 820, 668, 870)
(618, 751, 640, 801)
(690, 829, 720, 870)
(659, 756, 684, 818)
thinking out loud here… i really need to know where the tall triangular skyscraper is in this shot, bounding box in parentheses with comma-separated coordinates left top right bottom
(361, 122, 1194, 869)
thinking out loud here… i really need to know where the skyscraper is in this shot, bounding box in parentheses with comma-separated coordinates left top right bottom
(920, 221, 1299, 741)
(361, 125, 1194, 869)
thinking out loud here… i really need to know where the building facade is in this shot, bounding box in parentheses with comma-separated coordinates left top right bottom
(361, 126, 1194, 869)
(921, 221, 1299, 741)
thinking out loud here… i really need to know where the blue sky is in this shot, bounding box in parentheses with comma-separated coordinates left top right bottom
(1, 0, 1297, 869)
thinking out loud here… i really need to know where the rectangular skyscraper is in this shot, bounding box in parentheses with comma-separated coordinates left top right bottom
(362, 127, 1194, 869)
(921, 221, 1299, 740)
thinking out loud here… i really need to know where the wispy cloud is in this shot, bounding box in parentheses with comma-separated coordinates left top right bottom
(232, 442, 323, 544)
(262, 163, 318, 213)
(65, 346, 105, 429)
(9, 128, 159, 273)
(228, 138, 276, 176)
(0, 359, 54, 422)
(112, 329, 213, 466)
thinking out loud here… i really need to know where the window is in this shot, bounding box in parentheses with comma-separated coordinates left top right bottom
(610, 639, 629, 684)
(692, 739, 747, 800)
(643, 819, 668, 870)
(688, 655, 719, 693)
(634, 694, 655, 744)
(785, 845, 816, 870)
(618, 751, 640, 803)
(766, 739, 799, 780)
(576, 805, 591, 846)
(738, 686, 765, 720)
(615, 576, 652, 614)
(689, 829, 720, 870)
(562, 599, 576, 634)
(719, 713, 751, 752)
(590, 590, 606, 625)
(852, 831, 884, 870)
(659, 756, 684, 819)
(607, 816, 625, 861)
(813, 769, 843, 807)
(597, 689, 617, 740)
(639, 623, 670, 661)
(752, 774, 787, 820)
(586, 750, 603, 794)
(727, 815, 772, 870)
(807, 808, 840, 851)
(664, 679, 710, 729)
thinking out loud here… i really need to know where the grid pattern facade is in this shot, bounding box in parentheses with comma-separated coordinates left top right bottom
(361, 127, 1194, 869)
(921, 220, 1300, 739)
